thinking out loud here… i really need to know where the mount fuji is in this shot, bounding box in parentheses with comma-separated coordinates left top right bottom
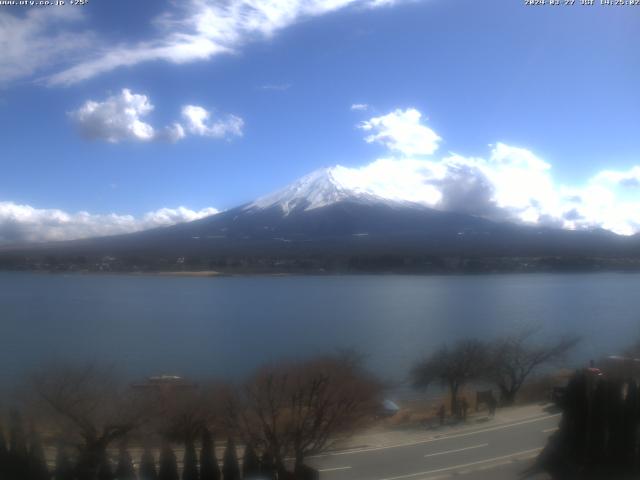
(2, 167, 639, 273)
(244, 166, 421, 214)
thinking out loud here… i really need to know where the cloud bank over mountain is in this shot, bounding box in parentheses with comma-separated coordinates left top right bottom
(344, 107, 640, 235)
(0, 203, 218, 244)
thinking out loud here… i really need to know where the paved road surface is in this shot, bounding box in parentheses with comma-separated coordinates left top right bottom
(308, 412, 559, 480)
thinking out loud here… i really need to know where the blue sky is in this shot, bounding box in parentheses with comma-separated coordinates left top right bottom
(1, 0, 639, 242)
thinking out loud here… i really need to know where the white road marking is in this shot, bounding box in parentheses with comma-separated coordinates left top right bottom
(310, 414, 560, 458)
(542, 427, 558, 433)
(424, 443, 488, 458)
(429, 415, 560, 442)
(477, 461, 512, 471)
(318, 466, 352, 472)
(377, 447, 542, 480)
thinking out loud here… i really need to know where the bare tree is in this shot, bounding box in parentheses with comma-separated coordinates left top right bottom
(485, 328, 579, 405)
(233, 352, 381, 475)
(412, 339, 488, 415)
(27, 363, 150, 479)
(147, 382, 232, 443)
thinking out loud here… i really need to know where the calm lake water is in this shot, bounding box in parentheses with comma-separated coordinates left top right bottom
(1, 272, 639, 389)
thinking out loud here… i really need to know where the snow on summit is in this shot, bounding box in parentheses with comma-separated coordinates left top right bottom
(246, 166, 427, 215)
(246, 167, 360, 215)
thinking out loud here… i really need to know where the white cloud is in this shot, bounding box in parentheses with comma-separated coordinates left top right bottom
(0, 202, 219, 244)
(592, 166, 640, 188)
(70, 89, 156, 143)
(43, 0, 414, 86)
(359, 108, 441, 156)
(0, 7, 93, 86)
(181, 105, 244, 138)
(142, 206, 219, 225)
(69, 89, 241, 143)
(159, 123, 187, 143)
(345, 107, 640, 235)
(350, 103, 369, 111)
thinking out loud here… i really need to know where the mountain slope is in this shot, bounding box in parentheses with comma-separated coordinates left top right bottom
(2, 167, 640, 272)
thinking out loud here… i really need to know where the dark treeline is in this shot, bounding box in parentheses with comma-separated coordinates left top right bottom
(0, 416, 288, 480)
(538, 370, 640, 479)
(4, 252, 640, 275)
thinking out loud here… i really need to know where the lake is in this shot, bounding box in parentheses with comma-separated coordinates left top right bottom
(1, 272, 638, 390)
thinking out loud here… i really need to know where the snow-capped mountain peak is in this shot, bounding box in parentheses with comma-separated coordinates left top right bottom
(246, 167, 370, 215)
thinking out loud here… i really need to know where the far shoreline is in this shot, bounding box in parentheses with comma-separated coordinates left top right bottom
(3, 268, 640, 279)
(140, 270, 225, 277)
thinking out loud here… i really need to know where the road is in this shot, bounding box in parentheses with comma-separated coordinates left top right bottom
(308, 412, 559, 480)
